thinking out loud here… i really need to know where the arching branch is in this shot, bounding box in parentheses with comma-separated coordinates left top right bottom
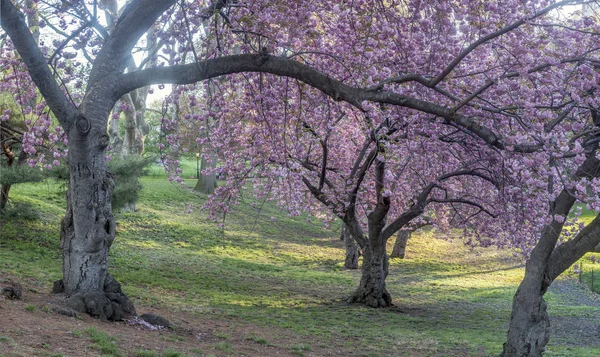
(115, 54, 544, 153)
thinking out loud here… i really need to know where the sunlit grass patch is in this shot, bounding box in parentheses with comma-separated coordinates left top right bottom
(1, 171, 599, 356)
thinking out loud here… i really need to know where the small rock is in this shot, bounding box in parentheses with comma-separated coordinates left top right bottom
(52, 306, 79, 318)
(2, 285, 22, 300)
(52, 280, 65, 294)
(140, 313, 171, 328)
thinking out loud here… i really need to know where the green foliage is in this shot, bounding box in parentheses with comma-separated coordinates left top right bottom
(23, 304, 36, 312)
(0, 336, 14, 344)
(45, 162, 70, 181)
(0, 202, 41, 220)
(576, 254, 600, 294)
(245, 335, 269, 345)
(0, 163, 44, 186)
(108, 155, 156, 210)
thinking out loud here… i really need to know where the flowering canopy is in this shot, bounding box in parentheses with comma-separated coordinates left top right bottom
(2, 0, 600, 254)
(152, 0, 600, 253)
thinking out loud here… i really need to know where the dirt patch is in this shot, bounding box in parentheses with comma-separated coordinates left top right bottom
(0, 277, 345, 357)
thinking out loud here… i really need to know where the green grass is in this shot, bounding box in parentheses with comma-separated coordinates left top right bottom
(86, 327, 123, 357)
(135, 349, 158, 357)
(0, 336, 15, 344)
(576, 254, 600, 294)
(1, 170, 599, 356)
(290, 343, 311, 356)
(161, 349, 185, 357)
(213, 341, 233, 353)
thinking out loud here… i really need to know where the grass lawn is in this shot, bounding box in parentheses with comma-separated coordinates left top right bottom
(1, 167, 599, 357)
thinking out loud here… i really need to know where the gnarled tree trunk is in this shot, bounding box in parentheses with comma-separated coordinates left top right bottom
(347, 234, 391, 307)
(501, 256, 551, 357)
(501, 156, 600, 356)
(54, 118, 135, 321)
(347, 195, 392, 308)
(0, 142, 16, 211)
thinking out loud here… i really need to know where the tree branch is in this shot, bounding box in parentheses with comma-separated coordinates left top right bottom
(546, 215, 600, 282)
(380, 182, 438, 241)
(116, 54, 524, 151)
(88, 0, 175, 87)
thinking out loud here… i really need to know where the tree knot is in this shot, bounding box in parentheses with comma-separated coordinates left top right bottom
(256, 47, 269, 66)
(75, 115, 91, 135)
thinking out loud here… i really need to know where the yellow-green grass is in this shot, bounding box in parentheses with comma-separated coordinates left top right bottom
(1, 172, 599, 356)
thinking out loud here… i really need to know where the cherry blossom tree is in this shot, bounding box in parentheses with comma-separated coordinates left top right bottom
(3, 0, 600, 355)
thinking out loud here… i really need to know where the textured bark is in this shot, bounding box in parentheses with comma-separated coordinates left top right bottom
(340, 224, 359, 269)
(501, 283, 550, 357)
(347, 237, 391, 307)
(121, 86, 150, 158)
(348, 170, 392, 308)
(0, 184, 9, 211)
(57, 125, 135, 320)
(390, 230, 411, 259)
(60, 144, 114, 293)
(108, 113, 123, 154)
(501, 225, 562, 356)
(1, 0, 172, 322)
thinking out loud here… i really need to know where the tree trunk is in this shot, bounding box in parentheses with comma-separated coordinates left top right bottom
(108, 112, 123, 154)
(390, 230, 411, 259)
(500, 221, 561, 356)
(347, 236, 391, 307)
(194, 156, 217, 194)
(340, 224, 359, 269)
(501, 275, 550, 357)
(0, 141, 17, 211)
(0, 184, 10, 211)
(347, 157, 393, 308)
(55, 123, 135, 321)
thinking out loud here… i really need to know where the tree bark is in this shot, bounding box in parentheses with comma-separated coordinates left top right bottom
(56, 124, 136, 320)
(108, 112, 123, 154)
(390, 230, 411, 259)
(348, 179, 392, 308)
(500, 222, 563, 356)
(194, 156, 217, 194)
(340, 224, 360, 269)
(501, 280, 550, 357)
(347, 234, 391, 307)
(0, 143, 15, 211)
